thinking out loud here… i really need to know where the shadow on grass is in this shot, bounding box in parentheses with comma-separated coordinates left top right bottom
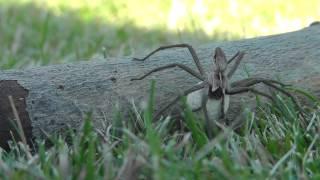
(0, 1, 240, 69)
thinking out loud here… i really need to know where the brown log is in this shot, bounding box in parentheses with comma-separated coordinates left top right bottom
(0, 25, 320, 149)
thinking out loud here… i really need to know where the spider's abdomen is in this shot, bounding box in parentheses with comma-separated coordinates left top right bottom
(186, 87, 205, 110)
(186, 84, 230, 120)
(206, 95, 229, 119)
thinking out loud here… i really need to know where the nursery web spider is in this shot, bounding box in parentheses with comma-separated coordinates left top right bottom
(131, 44, 303, 138)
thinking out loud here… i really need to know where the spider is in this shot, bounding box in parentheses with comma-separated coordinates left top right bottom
(131, 44, 303, 138)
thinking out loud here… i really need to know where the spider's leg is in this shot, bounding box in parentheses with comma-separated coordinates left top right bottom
(230, 77, 289, 88)
(230, 78, 301, 110)
(227, 51, 240, 64)
(227, 51, 245, 78)
(221, 94, 228, 125)
(260, 82, 305, 119)
(153, 82, 206, 120)
(201, 95, 215, 139)
(130, 63, 204, 81)
(229, 79, 306, 120)
(133, 44, 206, 76)
(221, 95, 225, 119)
(226, 87, 275, 102)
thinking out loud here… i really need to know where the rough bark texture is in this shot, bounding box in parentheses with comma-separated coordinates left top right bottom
(0, 25, 320, 148)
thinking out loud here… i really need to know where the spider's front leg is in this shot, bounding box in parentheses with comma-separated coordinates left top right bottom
(132, 44, 206, 76)
(227, 51, 245, 78)
(130, 63, 204, 81)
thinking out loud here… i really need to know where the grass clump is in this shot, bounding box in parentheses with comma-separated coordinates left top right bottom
(0, 82, 319, 179)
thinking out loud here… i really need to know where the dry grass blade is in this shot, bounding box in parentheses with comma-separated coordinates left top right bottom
(8, 95, 27, 146)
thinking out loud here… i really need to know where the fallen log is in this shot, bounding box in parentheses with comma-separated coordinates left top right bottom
(1, 25, 320, 149)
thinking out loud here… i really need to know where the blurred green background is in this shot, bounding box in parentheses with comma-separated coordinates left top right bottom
(0, 0, 319, 69)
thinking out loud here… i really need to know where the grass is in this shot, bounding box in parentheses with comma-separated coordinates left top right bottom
(0, 0, 319, 179)
(0, 81, 319, 179)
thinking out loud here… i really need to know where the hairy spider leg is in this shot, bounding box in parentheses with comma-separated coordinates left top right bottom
(154, 82, 207, 120)
(229, 78, 305, 120)
(133, 44, 206, 76)
(130, 63, 204, 81)
(226, 87, 274, 101)
(227, 52, 245, 78)
(231, 78, 299, 108)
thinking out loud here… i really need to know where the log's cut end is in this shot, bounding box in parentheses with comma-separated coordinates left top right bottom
(0, 80, 33, 150)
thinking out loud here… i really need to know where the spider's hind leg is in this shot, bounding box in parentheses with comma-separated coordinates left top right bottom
(230, 78, 299, 107)
(226, 86, 275, 102)
(230, 77, 306, 120)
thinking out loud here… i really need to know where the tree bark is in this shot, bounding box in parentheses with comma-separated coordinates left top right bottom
(1, 25, 320, 149)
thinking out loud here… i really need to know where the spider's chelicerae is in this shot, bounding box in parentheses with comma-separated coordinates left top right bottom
(131, 44, 303, 138)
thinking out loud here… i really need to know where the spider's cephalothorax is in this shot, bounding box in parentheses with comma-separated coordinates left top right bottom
(208, 47, 229, 98)
(131, 44, 303, 138)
